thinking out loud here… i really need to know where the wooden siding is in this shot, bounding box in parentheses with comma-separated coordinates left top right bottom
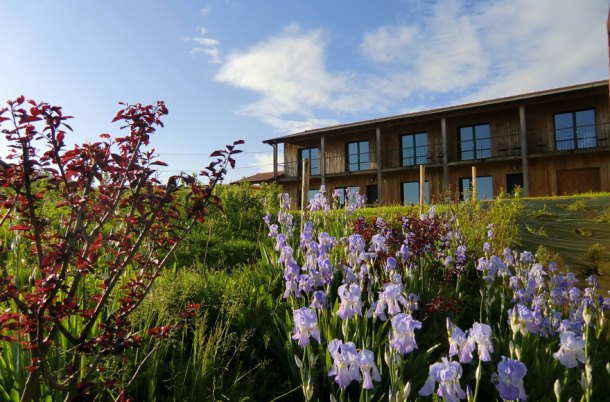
(324, 129, 377, 174)
(528, 154, 610, 197)
(382, 169, 444, 205)
(379, 122, 443, 168)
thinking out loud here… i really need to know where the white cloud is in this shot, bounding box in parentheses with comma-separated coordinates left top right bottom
(190, 48, 221, 63)
(196, 26, 207, 36)
(182, 36, 190, 43)
(201, 5, 212, 17)
(215, 24, 384, 132)
(213, 0, 608, 134)
(193, 37, 219, 47)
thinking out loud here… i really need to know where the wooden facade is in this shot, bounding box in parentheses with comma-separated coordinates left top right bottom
(264, 81, 610, 209)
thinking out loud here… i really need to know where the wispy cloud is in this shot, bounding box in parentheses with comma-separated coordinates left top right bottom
(185, 22, 221, 63)
(213, 0, 607, 133)
(201, 5, 212, 17)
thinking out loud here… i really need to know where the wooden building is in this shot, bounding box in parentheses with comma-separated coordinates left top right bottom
(263, 81, 610, 209)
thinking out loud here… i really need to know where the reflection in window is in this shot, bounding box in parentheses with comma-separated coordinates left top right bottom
(459, 176, 493, 201)
(554, 109, 597, 150)
(401, 133, 428, 166)
(401, 181, 429, 206)
(459, 124, 491, 160)
(299, 147, 319, 175)
(346, 141, 369, 171)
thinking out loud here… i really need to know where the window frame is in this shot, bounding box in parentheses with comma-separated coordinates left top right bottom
(458, 123, 491, 160)
(459, 176, 493, 201)
(334, 186, 360, 207)
(400, 132, 428, 167)
(553, 108, 597, 151)
(298, 147, 320, 176)
(345, 141, 370, 172)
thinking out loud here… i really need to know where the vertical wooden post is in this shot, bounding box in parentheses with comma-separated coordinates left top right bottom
(419, 164, 425, 216)
(471, 166, 477, 202)
(272, 143, 278, 180)
(441, 118, 448, 191)
(519, 105, 529, 197)
(376, 127, 382, 204)
(300, 158, 310, 234)
(320, 136, 325, 186)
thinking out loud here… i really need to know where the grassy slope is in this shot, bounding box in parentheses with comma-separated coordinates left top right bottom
(517, 194, 610, 293)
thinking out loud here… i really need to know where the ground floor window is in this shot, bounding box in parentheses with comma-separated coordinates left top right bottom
(459, 176, 493, 200)
(334, 186, 360, 207)
(401, 181, 429, 206)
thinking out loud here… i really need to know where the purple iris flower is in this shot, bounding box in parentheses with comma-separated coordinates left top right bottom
(553, 331, 586, 368)
(396, 244, 411, 261)
(373, 283, 409, 321)
(493, 356, 527, 401)
(292, 307, 321, 347)
(418, 357, 466, 402)
(357, 349, 381, 390)
(268, 224, 279, 237)
(447, 319, 470, 363)
(385, 256, 397, 273)
(369, 234, 388, 253)
(328, 339, 360, 388)
(389, 313, 422, 354)
(508, 304, 539, 335)
(468, 323, 494, 361)
(483, 242, 491, 253)
(310, 290, 329, 311)
(336, 283, 363, 320)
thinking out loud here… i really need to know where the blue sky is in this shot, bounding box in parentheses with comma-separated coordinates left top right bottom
(1, 0, 608, 183)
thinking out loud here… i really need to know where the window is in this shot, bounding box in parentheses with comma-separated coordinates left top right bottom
(459, 124, 491, 160)
(459, 176, 493, 201)
(334, 186, 360, 207)
(298, 147, 319, 176)
(401, 133, 428, 166)
(346, 141, 369, 171)
(401, 181, 429, 206)
(554, 109, 597, 150)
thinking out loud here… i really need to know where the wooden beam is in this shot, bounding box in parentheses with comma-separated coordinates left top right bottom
(376, 127, 382, 204)
(320, 136, 325, 186)
(519, 105, 529, 197)
(419, 164, 425, 216)
(471, 165, 477, 202)
(300, 158, 310, 233)
(273, 143, 278, 180)
(441, 118, 448, 190)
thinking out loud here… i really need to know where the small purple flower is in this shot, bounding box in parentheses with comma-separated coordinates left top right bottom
(292, 308, 321, 347)
(385, 256, 397, 273)
(310, 290, 329, 310)
(336, 283, 363, 320)
(328, 339, 360, 388)
(268, 224, 278, 237)
(419, 357, 466, 402)
(389, 313, 422, 354)
(468, 323, 494, 362)
(553, 331, 586, 368)
(483, 242, 491, 254)
(357, 349, 381, 390)
(493, 356, 527, 401)
(396, 244, 411, 261)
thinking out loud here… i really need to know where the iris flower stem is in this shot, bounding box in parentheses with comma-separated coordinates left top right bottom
(472, 360, 482, 402)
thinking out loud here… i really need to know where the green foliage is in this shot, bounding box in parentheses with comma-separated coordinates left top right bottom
(535, 245, 565, 271)
(558, 200, 590, 211)
(527, 204, 558, 218)
(586, 243, 606, 275)
(594, 208, 610, 223)
(170, 182, 281, 268)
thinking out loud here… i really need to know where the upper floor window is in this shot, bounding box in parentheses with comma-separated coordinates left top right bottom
(401, 181, 429, 206)
(346, 141, 369, 171)
(401, 133, 428, 166)
(298, 147, 319, 176)
(459, 176, 493, 201)
(554, 109, 597, 151)
(459, 124, 491, 160)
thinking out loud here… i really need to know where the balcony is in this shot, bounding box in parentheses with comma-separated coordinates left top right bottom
(276, 123, 610, 180)
(527, 122, 610, 155)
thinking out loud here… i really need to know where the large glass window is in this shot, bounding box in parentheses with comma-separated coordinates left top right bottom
(299, 147, 319, 176)
(459, 124, 491, 160)
(459, 176, 493, 201)
(401, 181, 429, 206)
(401, 133, 428, 166)
(554, 109, 597, 150)
(346, 141, 369, 171)
(334, 186, 360, 207)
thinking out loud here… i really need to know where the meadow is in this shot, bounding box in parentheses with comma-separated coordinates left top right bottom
(1, 99, 609, 401)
